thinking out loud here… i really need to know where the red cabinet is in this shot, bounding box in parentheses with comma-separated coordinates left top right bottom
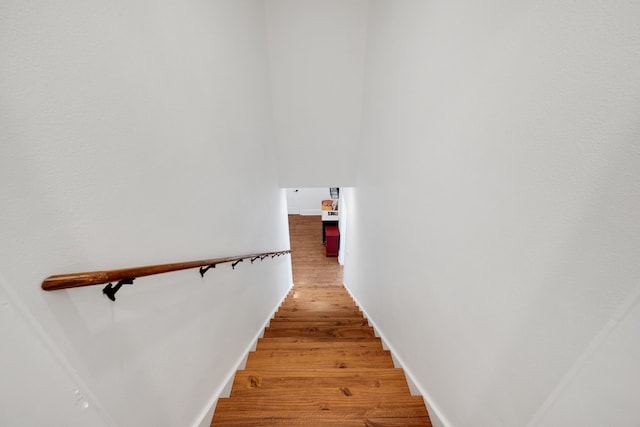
(325, 226, 339, 257)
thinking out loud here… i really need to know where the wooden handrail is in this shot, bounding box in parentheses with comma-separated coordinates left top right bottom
(42, 250, 291, 291)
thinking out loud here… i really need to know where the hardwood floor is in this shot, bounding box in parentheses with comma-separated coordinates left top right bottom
(288, 215, 343, 285)
(211, 215, 431, 426)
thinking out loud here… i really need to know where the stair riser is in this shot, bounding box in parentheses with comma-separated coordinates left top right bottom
(268, 320, 370, 328)
(263, 328, 376, 338)
(256, 337, 383, 347)
(274, 311, 363, 319)
(245, 358, 395, 370)
(246, 350, 392, 362)
(256, 343, 383, 351)
(211, 417, 430, 426)
(279, 304, 358, 311)
(212, 419, 430, 427)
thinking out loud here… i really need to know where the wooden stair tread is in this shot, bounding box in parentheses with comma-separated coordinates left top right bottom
(276, 305, 360, 310)
(280, 299, 357, 304)
(273, 317, 366, 322)
(212, 412, 431, 427)
(287, 290, 354, 295)
(215, 395, 427, 413)
(256, 338, 383, 350)
(212, 397, 430, 426)
(283, 297, 355, 303)
(284, 293, 354, 298)
(211, 416, 430, 426)
(230, 368, 412, 398)
(278, 305, 359, 312)
(257, 336, 381, 342)
(276, 305, 360, 311)
(245, 349, 394, 369)
(263, 325, 376, 338)
(274, 311, 363, 319)
(281, 295, 355, 301)
(211, 418, 430, 426)
(248, 348, 390, 356)
(279, 294, 355, 299)
(289, 283, 351, 287)
(268, 319, 370, 328)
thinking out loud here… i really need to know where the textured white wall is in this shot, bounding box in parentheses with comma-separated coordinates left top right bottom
(299, 188, 332, 215)
(0, 1, 291, 426)
(285, 187, 331, 215)
(265, 0, 368, 188)
(0, 274, 110, 426)
(345, 1, 640, 426)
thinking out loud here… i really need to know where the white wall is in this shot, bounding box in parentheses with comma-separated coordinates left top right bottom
(0, 275, 110, 426)
(345, 1, 640, 426)
(337, 190, 349, 265)
(0, 1, 291, 426)
(285, 188, 302, 214)
(265, 0, 368, 188)
(286, 188, 333, 216)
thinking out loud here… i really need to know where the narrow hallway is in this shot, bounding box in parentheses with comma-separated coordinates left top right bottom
(288, 215, 343, 285)
(211, 215, 431, 426)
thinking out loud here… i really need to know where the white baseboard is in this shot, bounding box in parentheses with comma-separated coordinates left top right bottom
(191, 281, 294, 427)
(343, 283, 452, 427)
(299, 209, 322, 216)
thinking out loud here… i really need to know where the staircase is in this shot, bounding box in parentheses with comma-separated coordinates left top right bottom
(211, 283, 432, 426)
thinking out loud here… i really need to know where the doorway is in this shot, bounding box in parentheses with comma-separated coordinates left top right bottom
(285, 187, 349, 266)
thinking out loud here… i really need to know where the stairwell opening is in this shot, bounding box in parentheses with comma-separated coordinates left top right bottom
(284, 187, 350, 270)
